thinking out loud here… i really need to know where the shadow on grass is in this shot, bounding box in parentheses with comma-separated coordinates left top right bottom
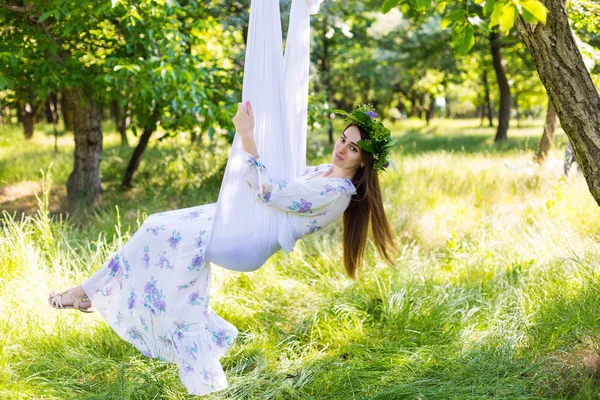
(394, 127, 538, 156)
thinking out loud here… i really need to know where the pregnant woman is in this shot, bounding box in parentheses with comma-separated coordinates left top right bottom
(47, 0, 397, 396)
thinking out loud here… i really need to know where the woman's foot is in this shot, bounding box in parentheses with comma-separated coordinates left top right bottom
(48, 285, 94, 313)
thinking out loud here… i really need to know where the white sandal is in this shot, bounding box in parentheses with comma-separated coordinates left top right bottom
(48, 289, 95, 313)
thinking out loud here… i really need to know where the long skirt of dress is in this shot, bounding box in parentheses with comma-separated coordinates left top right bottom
(81, 203, 238, 396)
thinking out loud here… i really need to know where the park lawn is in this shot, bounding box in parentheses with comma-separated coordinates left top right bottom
(2, 118, 600, 399)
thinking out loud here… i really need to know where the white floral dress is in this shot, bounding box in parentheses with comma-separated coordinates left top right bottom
(81, 153, 356, 396)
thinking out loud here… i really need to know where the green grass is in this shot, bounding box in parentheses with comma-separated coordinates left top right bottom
(2, 118, 600, 399)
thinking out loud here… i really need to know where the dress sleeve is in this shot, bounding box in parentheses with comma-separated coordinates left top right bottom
(242, 151, 355, 221)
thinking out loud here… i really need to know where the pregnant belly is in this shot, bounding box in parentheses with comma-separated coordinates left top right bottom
(205, 233, 281, 272)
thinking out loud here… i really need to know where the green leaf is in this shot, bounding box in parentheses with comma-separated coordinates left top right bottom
(441, 9, 466, 29)
(468, 15, 489, 32)
(452, 24, 475, 55)
(357, 139, 374, 152)
(499, 4, 517, 32)
(382, 0, 401, 14)
(483, 0, 496, 15)
(520, 1, 547, 24)
(521, 8, 538, 24)
(415, 0, 431, 10)
(38, 11, 52, 23)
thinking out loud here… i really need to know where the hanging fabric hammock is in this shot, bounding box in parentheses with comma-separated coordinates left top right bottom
(207, 0, 325, 272)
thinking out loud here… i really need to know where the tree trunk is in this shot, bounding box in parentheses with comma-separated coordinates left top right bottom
(482, 67, 494, 127)
(426, 93, 435, 125)
(515, 0, 600, 204)
(22, 102, 36, 139)
(122, 114, 158, 188)
(115, 102, 130, 146)
(16, 102, 23, 124)
(44, 96, 54, 123)
(514, 94, 521, 128)
(534, 98, 557, 163)
(61, 91, 74, 132)
(490, 31, 511, 142)
(64, 87, 103, 207)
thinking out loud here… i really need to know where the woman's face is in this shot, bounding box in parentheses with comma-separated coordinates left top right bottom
(332, 125, 363, 171)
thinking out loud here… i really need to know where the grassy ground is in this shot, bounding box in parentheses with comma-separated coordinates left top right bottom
(2, 118, 600, 399)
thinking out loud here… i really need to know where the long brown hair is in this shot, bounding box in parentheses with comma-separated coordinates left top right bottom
(342, 124, 397, 279)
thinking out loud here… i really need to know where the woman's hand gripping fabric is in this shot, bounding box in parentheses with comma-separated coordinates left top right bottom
(232, 101, 254, 139)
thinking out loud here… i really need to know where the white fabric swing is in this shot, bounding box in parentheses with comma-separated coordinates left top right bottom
(207, 0, 325, 272)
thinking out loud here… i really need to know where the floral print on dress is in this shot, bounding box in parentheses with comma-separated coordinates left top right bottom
(142, 246, 150, 269)
(188, 252, 205, 271)
(108, 255, 120, 277)
(146, 225, 166, 236)
(144, 276, 167, 315)
(124, 257, 131, 279)
(195, 231, 206, 248)
(306, 220, 321, 234)
(288, 198, 313, 213)
(177, 278, 198, 291)
(127, 289, 135, 310)
(168, 230, 182, 249)
(189, 291, 204, 306)
(156, 250, 175, 270)
(180, 210, 204, 220)
(212, 328, 233, 348)
(185, 342, 199, 360)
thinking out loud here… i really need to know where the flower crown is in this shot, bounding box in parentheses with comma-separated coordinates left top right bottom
(334, 104, 397, 173)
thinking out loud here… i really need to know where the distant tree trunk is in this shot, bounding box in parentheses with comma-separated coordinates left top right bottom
(425, 93, 435, 125)
(514, 94, 521, 128)
(44, 96, 54, 123)
(482, 67, 494, 127)
(0, 98, 3, 125)
(515, 0, 600, 204)
(48, 93, 60, 153)
(409, 93, 418, 117)
(419, 93, 427, 120)
(479, 98, 485, 126)
(61, 91, 74, 132)
(445, 96, 451, 118)
(16, 102, 23, 124)
(534, 98, 557, 163)
(122, 111, 159, 188)
(64, 87, 103, 207)
(22, 102, 36, 139)
(490, 31, 511, 142)
(115, 102, 130, 146)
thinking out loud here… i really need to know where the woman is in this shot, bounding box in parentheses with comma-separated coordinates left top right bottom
(48, 100, 397, 395)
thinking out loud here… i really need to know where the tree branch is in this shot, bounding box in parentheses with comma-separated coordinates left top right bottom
(0, 2, 32, 14)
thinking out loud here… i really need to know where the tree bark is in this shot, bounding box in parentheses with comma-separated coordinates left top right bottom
(122, 112, 159, 188)
(483, 68, 494, 127)
(514, 0, 600, 204)
(64, 87, 103, 207)
(115, 102, 130, 146)
(534, 98, 557, 163)
(426, 93, 435, 125)
(44, 95, 54, 123)
(514, 94, 521, 128)
(489, 31, 511, 142)
(21, 101, 37, 139)
(61, 91, 74, 132)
